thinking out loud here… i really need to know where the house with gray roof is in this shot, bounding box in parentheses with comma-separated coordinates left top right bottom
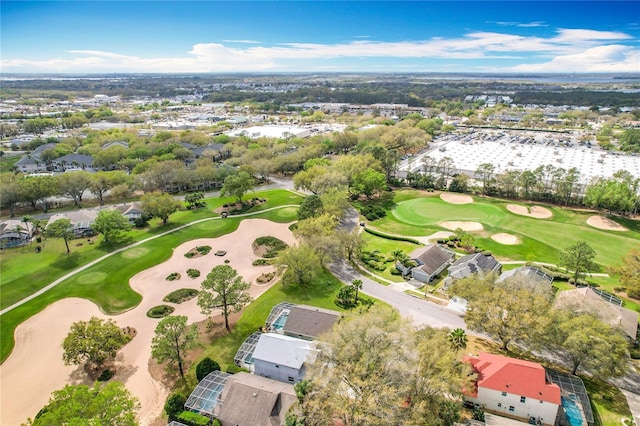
(252, 333, 316, 384)
(0, 219, 33, 248)
(554, 287, 638, 340)
(282, 305, 341, 341)
(51, 154, 94, 172)
(497, 266, 554, 287)
(396, 244, 454, 283)
(214, 372, 296, 426)
(449, 252, 502, 280)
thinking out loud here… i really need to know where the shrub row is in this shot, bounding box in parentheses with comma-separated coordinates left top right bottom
(360, 205, 386, 221)
(363, 227, 420, 245)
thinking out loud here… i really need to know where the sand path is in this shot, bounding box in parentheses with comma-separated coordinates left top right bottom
(586, 215, 628, 231)
(0, 219, 295, 426)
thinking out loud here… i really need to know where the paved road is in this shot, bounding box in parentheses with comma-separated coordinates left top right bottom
(329, 259, 466, 329)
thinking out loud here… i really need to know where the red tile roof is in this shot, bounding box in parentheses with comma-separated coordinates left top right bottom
(463, 352, 560, 404)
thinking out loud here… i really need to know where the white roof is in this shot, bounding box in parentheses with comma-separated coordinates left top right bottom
(252, 333, 316, 369)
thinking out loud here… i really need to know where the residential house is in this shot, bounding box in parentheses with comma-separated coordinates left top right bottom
(102, 140, 129, 149)
(463, 352, 561, 426)
(396, 244, 454, 283)
(184, 370, 231, 418)
(448, 252, 502, 280)
(282, 304, 342, 341)
(0, 219, 33, 248)
(214, 372, 297, 426)
(252, 333, 316, 384)
(14, 155, 48, 173)
(497, 266, 554, 287)
(46, 210, 97, 237)
(114, 202, 145, 223)
(554, 287, 638, 340)
(51, 154, 94, 172)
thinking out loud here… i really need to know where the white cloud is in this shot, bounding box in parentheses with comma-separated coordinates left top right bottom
(1, 28, 637, 73)
(491, 21, 548, 28)
(511, 44, 640, 72)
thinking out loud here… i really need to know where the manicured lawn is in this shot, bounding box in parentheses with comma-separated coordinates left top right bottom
(360, 232, 421, 282)
(0, 190, 301, 362)
(582, 376, 633, 426)
(371, 191, 639, 268)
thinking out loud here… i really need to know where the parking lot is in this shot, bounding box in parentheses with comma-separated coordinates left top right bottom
(399, 129, 640, 184)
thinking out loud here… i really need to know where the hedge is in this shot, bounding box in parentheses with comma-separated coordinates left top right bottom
(363, 227, 421, 245)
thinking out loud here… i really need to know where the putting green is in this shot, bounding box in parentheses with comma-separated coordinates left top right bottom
(75, 271, 107, 285)
(380, 194, 640, 267)
(121, 247, 149, 259)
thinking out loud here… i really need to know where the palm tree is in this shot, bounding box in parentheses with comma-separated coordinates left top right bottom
(351, 279, 363, 304)
(448, 328, 468, 352)
(22, 215, 32, 243)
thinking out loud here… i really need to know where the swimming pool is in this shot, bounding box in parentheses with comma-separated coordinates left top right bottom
(272, 313, 288, 329)
(561, 394, 583, 426)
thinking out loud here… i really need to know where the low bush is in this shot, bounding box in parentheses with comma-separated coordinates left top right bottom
(146, 305, 175, 318)
(360, 205, 387, 221)
(252, 258, 270, 266)
(196, 357, 221, 381)
(177, 410, 211, 426)
(256, 272, 275, 283)
(187, 269, 200, 278)
(196, 245, 211, 254)
(226, 364, 245, 374)
(96, 369, 114, 382)
(253, 236, 289, 258)
(166, 272, 181, 281)
(165, 393, 186, 422)
(390, 267, 402, 276)
(163, 288, 198, 304)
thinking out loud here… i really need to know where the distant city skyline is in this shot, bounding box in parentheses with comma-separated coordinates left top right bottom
(1, 1, 638, 74)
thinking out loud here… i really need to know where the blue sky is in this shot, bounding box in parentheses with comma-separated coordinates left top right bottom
(1, 1, 638, 74)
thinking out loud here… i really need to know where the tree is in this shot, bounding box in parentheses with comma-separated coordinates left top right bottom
(351, 168, 387, 199)
(196, 357, 221, 381)
(449, 275, 553, 351)
(140, 191, 182, 225)
(297, 194, 323, 220)
(93, 209, 131, 243)
(151, 315, 199, 380)
(27, 382, 139, 426)
(277, 244, 322, 287)
(56, 171, 92, 206)
(46, 218, 74, 253)
(447, 328, 467, 352)
(546, 311, 628, 378)
(62, 316, 131, 372)
(560, 240, 597, 282)
(609, 248, 640, 299)
(301, 309, 470, 425)
(475, 163, 495, 196)
(293, 213, 340, 264)
(89, 171, 130, 205)
(220, 171, 254, 204)
(351, 279, 363, 304)
(184, 191, 205, 209)
(164, 392, 186, 422)
(197, 264, 252, 332)
(17, 175, 57, 211)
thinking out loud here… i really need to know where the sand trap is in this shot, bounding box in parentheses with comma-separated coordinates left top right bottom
(439, 221, 484, 231)
(440, 193, 473, 204)
(586, 215, 628, 231)
(491, 233, 521, 245)
(0, 219, 295, 426)
(506, 204, 552, 219)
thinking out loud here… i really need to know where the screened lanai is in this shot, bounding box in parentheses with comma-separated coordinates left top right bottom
(184, 370, 230, 418)
(265, 302, 295, 332)
(234, 332, 262, 371)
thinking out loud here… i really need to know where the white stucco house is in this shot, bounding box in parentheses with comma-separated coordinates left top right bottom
(252, 333, 316, 384)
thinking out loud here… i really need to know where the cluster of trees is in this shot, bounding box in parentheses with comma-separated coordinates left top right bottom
(292, 309, 473, 426)
(449, 272, 629, 379)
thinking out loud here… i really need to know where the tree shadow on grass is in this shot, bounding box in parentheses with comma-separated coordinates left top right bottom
(50, 252, 81, 270)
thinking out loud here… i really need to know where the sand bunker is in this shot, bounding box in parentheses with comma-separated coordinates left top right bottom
(439, 221, 484, 231)
(491, 233, 521, 245)
(586, 215, 628, 231)
(506, 204, 552, 219)
(0, 219, 295, 426)
(440, 193, 473, 204)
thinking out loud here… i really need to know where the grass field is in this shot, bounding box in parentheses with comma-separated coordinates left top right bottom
(360, 232, 420, 282)
(370, 191, 639, 268)
(0, 189, 302, 362)
(188, 268, 385, 378)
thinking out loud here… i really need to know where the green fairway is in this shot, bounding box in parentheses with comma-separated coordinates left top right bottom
(372, 191, 639, 268)
(0, 189, 302, 362)
(360, 232, 421, 282)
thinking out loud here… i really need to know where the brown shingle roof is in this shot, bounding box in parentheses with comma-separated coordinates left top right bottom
(282, 305, 341, 340)
(216, 372, 296, 426)
(412, 245, 453, 275)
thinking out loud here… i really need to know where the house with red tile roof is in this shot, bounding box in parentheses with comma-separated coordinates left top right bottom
(463, 352, 561, 426)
